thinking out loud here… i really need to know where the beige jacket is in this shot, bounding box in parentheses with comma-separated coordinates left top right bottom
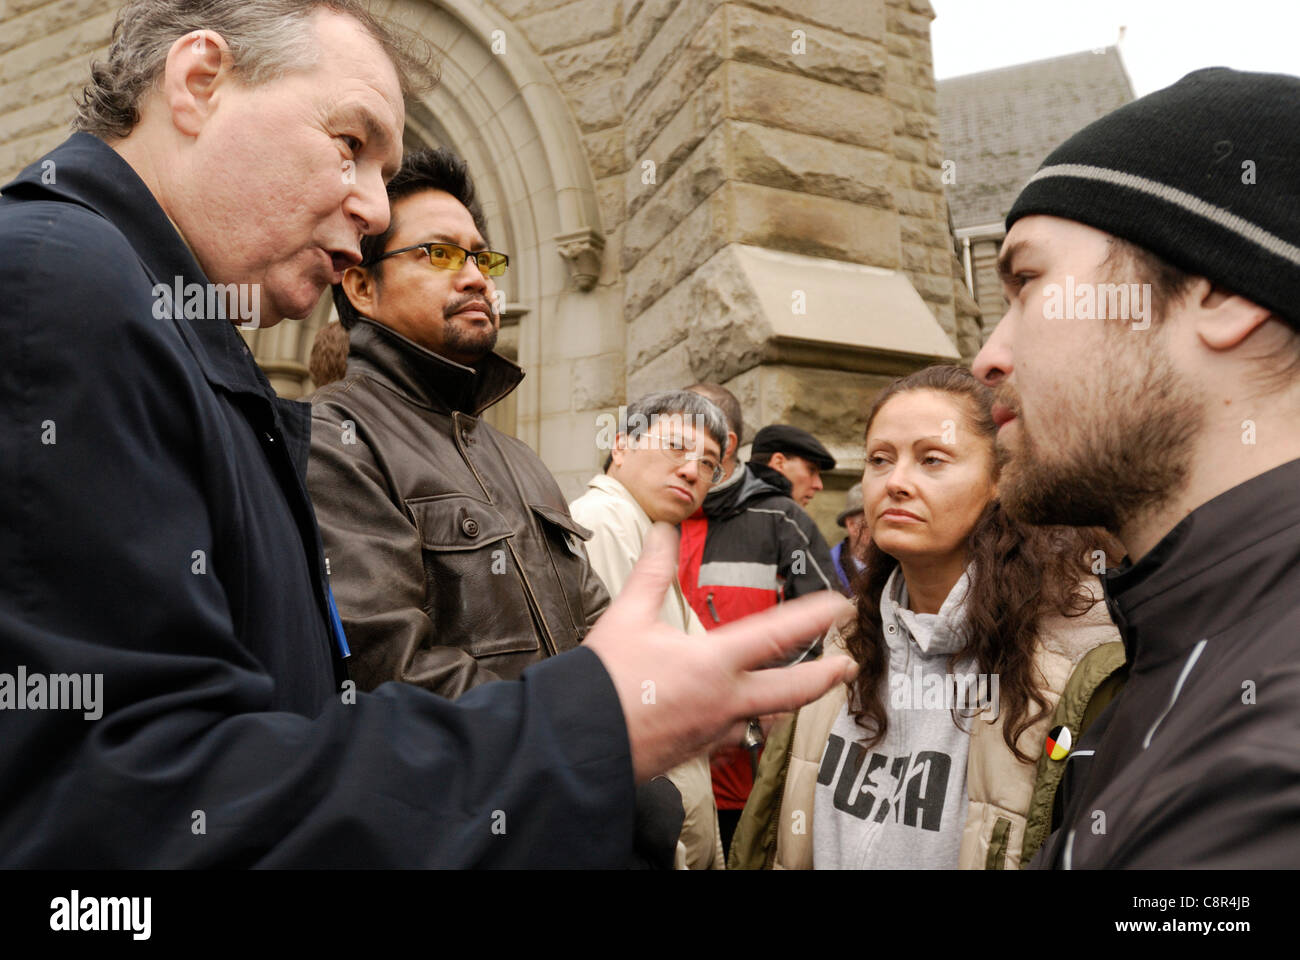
(735, 586, 1120, 869)
(569, 474, 726, 870)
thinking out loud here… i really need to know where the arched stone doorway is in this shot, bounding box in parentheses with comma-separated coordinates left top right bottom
(242, 0, 620, 492)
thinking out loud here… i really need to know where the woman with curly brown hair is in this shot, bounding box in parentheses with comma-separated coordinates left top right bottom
(729, 364, 1126, 870)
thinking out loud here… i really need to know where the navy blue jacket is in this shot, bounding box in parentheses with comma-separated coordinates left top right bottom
(0, 134, 634, 867)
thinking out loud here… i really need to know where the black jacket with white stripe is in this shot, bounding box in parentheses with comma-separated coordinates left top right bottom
(678, 463, 836, 808)
(679, 464, 835, 629)
(1032, 457, 1300, 868)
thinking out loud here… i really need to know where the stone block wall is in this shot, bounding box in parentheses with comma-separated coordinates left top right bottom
(0, 0, 979, 539)
(0, 0, 115, 179)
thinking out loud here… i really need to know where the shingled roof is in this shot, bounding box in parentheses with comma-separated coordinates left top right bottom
(938, 47, 1135, 232)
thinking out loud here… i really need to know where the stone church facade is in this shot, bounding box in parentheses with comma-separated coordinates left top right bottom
(0, 0, 981, 535)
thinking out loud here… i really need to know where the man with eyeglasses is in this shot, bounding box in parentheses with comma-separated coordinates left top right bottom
(569, 390, 730, 869)
(679, 385, 837, 858)
(0, 1, 857, 871)
(309, 147, 613, 702)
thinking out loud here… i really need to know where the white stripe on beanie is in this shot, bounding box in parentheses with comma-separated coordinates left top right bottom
(1024, 163, 1300, 269)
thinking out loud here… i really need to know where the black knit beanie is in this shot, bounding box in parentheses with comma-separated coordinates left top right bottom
(1007, 67, 1300, 328)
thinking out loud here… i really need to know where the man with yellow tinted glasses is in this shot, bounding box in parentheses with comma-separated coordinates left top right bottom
(308, 148, 613, 702)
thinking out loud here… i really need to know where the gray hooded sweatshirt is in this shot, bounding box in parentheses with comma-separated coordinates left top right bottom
(814, 566, 986, 869)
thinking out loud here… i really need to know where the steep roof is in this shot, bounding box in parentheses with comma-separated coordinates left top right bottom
(938, 47, 1135, 232)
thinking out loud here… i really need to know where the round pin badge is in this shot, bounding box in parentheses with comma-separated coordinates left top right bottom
(1045, 724, 1072, 761)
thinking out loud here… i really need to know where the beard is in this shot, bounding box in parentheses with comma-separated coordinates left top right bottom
(997, 335, 1204, 534)
(442, 294, 499, 362)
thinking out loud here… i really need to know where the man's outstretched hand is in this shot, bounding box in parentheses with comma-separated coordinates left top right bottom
(584, 522, 858, 782)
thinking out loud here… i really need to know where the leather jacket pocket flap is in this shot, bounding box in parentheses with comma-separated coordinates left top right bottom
(529, 503, 593, 540)
(408, 495, 512, 551)
(529, 503, 592, 559)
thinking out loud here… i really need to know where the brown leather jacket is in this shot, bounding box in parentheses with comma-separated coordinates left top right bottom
(307, 318, 609, 698)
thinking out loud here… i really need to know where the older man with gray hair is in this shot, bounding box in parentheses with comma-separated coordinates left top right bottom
(0, 0, 853, 868)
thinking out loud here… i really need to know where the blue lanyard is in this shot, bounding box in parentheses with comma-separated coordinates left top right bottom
(325, 582, 351, 659)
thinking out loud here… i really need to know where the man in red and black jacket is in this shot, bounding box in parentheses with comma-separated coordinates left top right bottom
(679, 385, 836, 854)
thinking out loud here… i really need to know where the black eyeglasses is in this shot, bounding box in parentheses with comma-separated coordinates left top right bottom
(362, 240, 509, 278)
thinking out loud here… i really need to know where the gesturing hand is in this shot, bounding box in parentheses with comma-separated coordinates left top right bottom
(584, 522, 858, 782)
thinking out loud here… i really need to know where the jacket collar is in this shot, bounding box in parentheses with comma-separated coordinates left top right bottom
(1102, 457, 1300, 669)
(2, 133, 274, 401)
(344, 316, 523, 416)
(746, 460, 794, 498)
(585, 473, 652, 529)
(880, 565, 972, 657)
(703, 463, 787, 519)
(709, 462, 746, 495)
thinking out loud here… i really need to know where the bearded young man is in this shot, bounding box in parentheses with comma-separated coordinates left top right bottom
(973, 67, 1300, 868)
(0, 0, 854, 868)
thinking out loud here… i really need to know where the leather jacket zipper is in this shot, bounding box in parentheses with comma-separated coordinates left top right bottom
(539, 527, 585, 638)
(453, 410, 558, 658)
(506, 538, 558, 657)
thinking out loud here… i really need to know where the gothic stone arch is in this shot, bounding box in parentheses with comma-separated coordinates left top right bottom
(247, 0, 618, 490)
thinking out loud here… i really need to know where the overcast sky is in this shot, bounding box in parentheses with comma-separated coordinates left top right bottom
(931, 0, 1299, 95)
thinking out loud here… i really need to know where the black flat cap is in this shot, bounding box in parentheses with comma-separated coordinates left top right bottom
(750, 424, 836, 471)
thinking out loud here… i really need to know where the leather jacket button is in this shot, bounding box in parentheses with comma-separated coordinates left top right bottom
(462, 517, 479, 537)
